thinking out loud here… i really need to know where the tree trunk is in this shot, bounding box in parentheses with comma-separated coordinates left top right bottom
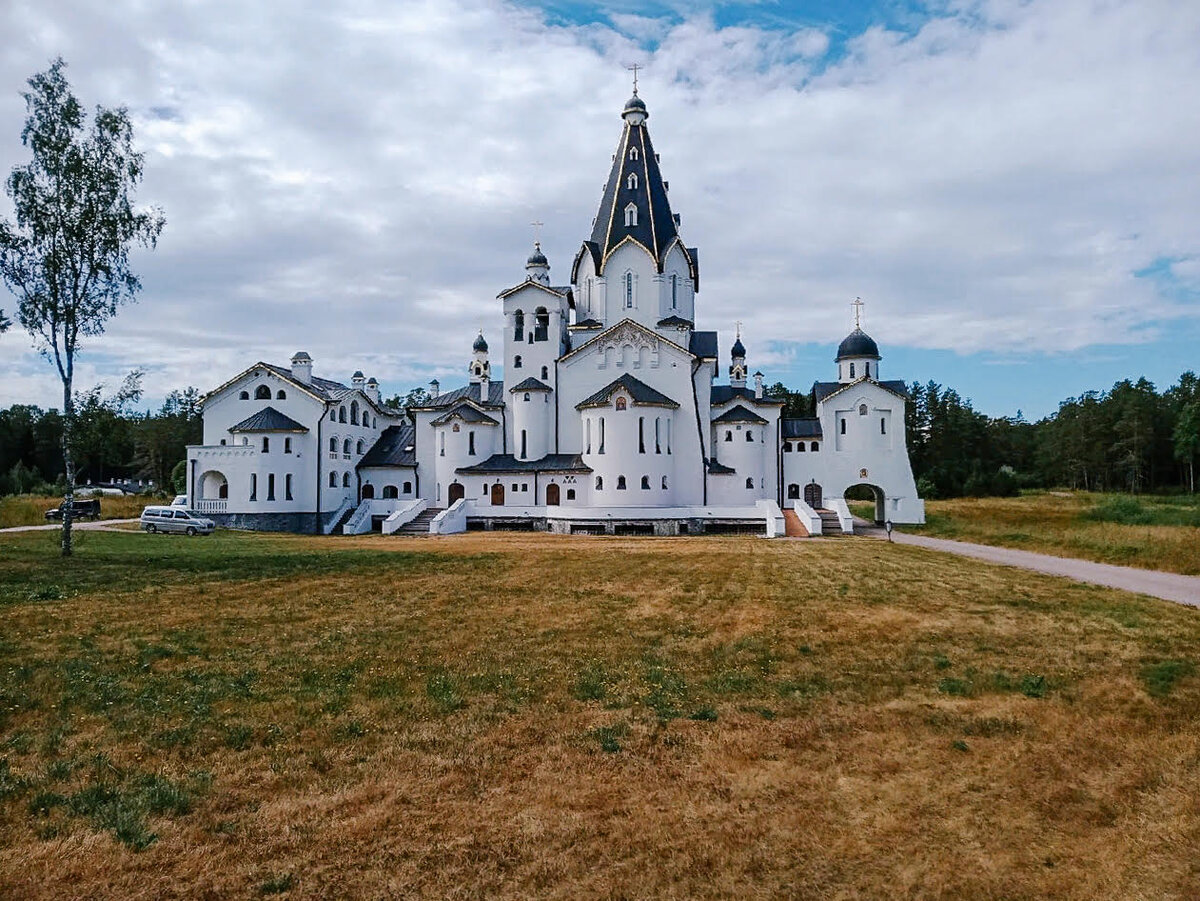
(61, 374, 74, 557)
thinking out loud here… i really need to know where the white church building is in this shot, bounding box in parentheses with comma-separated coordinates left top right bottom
(186, 89, 924, 536)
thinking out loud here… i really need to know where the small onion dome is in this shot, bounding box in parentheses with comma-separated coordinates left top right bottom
(366, 377, 378, 387)
(291, 350, 312, 361)
(836, 328, 880, 360)
(623, 94, 648, 117)
(352, 370, 364, 379)
(473, 332, 489, 353)
(526, 244, 548, 267)
(731, 336, 746, 358)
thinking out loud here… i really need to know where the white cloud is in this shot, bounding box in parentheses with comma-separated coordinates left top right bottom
(0, 0, 1197, 409)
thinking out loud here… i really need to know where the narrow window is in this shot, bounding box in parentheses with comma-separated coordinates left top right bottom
(276, 389, 286, 400)
(250, 473, 257, 501)
(641, 475, 650, 490)
(655, 418, 661, 454)
(343, 472, 350, 487)
(625, 203, 637, 227)
(865, 362, 871, 378)
(329, 436, 337, 455)
(725, 430, 732, 442)
(624, 272, 634, 307)
(285, 474, 293, 501)
(514, 354, 522, 369)
(440, 433, 445, 456)
(339, 406, 347, 423)
(267, 473, 275, 501)
(670, 274, 678, 309)
(627, 172, 638, 190)
(859, 404, 868, 416)
(599, 417, 605, 454)
(469, 431, 476, 455)
(783, 442, 792, 453)
(535, 307, 549, 341)
(329, 472, 336, 488)
(357, 440, 364, 454)
(629, 147, 639, 160)
(667, 419, 671, 454)
(403, 481, 412, 494)
(521, 429, 527, 459)
(567, 488, 576, 500)
(351, 401, 359, 425)
(746, 430, 754, 442)
(586, 419, 592, 454)
(595, 476, 603, 490)
(541, 365, 549, 380)
(746, 478, 754, 490)
(661, 475, 668, 489)
(284, 437, 292, 454)
(840, 419, 846, 435)
(638, 417, 645, 453)
(617, 476, 627, 490)
(514, 310, 524, 341)
(262, 436, 269, 453)
(811, 441, 819, 452)
(343, 438, 351, 458)
(849, 363, 855, 379)
(798, 442, 806, 453)
(881, 417, 887, 435)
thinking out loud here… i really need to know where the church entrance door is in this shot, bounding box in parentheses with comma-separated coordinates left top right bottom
(490, 483, 505, 506)
(546, 483, 560, 506)
(448, 483, 465, 505)
(803, 483, 823, 509)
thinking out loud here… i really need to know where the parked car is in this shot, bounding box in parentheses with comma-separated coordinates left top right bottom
(171, 495, 188, 507)
(140, 506, 215, 536)
(44, 499, 101, 521)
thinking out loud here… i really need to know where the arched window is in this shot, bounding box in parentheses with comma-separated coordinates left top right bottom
(520, 430, 527, 458)
(840, 419, 847, 435)
(865, 362, 871, 378)
(439, 433, 445, 456)
(255, 385, 270, 400)
(329, 436, 337, 454)
(261, 437, 270, 452)
(746, 430, 754, 442)
(514, 354, 522, 369)
(541, 365, 549, 380)
(860, 404, 868, 416)
(746, 478, 755, 489)
(627, 172, 638, 190)
(534, 307, 549, 342)
(329, 471, 337, 488)
(798, 442, 806, 452)
(617, 475, 627, 490)
(638, 417, 645, 453)
(284, 437, 291, 453)
(623, 272, 634, 308)
(383, 485, 398, 499)
(629, 147, 639, 160)
(881, 417, 887, 435)
(787, 484, 800, 499)
(624, 203, 637, 227)
(599, 417, 605, 453)
(343, 472, 350, 487)
(661, 475, 668, 489)
(276, 389, 286, 400)
(343, 438, 351, 456)
(725, 430, 732, 442)
(356, 440, 364, 454)
(239, 390, 249, 400)
(586, 419, 592, 454)
(811, 441, 819, 452)
(339, 406, 347, 423)
(402, 481, 412, 494)
(849, 363, 856, 378)
(640, 476, 650, 490)
(615, 396, 627, 411)
(350, 401, 359, 425)
(566, 488, 576, 500)
(524, 393, 531, 402)
(362, 484, 375, 499)
(670, 273, 678, 309)
(783, 442, 792, 453)
(595, 476, 603, 490)
(513, 310, 524, 341)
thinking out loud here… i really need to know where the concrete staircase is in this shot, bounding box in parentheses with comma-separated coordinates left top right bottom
(817, 509, 846, 536)
(394, 507, 443, 535)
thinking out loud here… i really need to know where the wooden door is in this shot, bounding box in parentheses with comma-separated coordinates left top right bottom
(490, 483, 505, 506)
(448, 483, 465, 504)
(803, 483, 823, 509)
(546, 483, 560, 506)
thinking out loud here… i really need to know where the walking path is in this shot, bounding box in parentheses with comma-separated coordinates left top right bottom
(0, 518, 139, 534)
(867, 526, 1200, 608)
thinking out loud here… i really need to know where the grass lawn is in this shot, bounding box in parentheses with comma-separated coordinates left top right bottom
(906, 492, 1200, 575)
(1, 529, 1198, 898)
(0, 493, 152, 529)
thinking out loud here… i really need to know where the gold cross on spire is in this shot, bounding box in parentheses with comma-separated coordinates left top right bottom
(852, 297, 864, 329)
(530, 220, 544, 246)
(736, 320, 743, 338)
(625, 62, 642, 94)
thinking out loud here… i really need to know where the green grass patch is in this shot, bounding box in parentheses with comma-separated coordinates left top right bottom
(1140, 660, 1195, 698)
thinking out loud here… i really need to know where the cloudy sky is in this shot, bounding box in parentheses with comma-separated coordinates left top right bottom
(0, 0, 1197, 418)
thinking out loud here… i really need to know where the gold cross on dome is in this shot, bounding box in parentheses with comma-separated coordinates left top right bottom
(852, 297, 864, 329)
(625, 62, 642, 94)
(736, 320, 742, 338)
(530, 220, 544, 245)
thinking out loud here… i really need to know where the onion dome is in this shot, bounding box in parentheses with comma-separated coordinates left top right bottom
(473, 331, 488, 353)
(731, 336, 746, 358)
(836, 328, 880, 360)
(623, 94, 647, 118)
(352, 370, 364, 379)
(526, 243, 548, 267)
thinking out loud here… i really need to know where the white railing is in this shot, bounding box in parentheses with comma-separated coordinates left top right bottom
(342, 499, 375, 535)
(756, 499, 786, 538)
(791, 499, 823, 536)
(194, 499, 227, 514)
(430, 498, 470, 535)
(322, 496, 356, 534)
(828, 498, 855, 534)
(382, 499, 427, 535)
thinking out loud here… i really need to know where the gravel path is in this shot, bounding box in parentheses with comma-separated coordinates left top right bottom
(0, 518, 140, 534)
(878, 528, 1200, 608)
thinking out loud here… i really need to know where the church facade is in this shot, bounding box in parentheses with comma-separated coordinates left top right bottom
(186, 90, 924, 535)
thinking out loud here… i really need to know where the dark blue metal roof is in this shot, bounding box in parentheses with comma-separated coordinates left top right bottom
(456, 453, 592, 474)
(836, 328, 880, 359)
(509, 377, 552, 393)
(229, 406, 308, 432)
(358, 423, 417, 468)
(712, 404, 768, 425)
(576, 374, 679, 410)
(431, 404, 500, 427)
(781, 418, 823, 439)
(813, 379, 909, 403)
(689, 331, 719, 359)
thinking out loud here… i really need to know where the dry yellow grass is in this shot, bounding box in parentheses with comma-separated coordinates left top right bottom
(0, 493, 150, 529)
(0, 529, 1198, 899)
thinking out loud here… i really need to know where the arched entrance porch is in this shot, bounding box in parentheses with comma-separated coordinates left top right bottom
(844, 483, 886, 524)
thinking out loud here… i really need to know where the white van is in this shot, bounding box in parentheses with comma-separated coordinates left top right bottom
(141, 506, 216, 536)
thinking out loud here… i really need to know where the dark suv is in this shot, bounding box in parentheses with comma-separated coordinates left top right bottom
(44, 499, 102, 521)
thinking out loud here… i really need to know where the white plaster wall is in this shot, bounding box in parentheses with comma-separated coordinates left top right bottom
(658, 243, 695, 323)
(598, 242, 659, 331)
(433, 416, 501, 506)
(511, 388, 552, 461)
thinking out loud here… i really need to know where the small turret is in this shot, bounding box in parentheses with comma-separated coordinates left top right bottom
(291, 351, 313, 385)
(836, 298, 881, 383)
(469, 331, 490, 385)
(526, 242, 550, 285)
(351, 370, 366, 391)
(754, 371, 764, 400)
(429, 378, 440, 399)
(729, 326, 747, 389)
(365, 377, 380, 405)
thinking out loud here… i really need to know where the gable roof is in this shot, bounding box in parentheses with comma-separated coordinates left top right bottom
(200, 361, 402, 420)
(509, 377, 552, 393)
(561, 317, 693, 364)
(229, 406, 309, 433)
(782, 418, 823, 439)
(576, 373, 680, 410)
(712, 405, 769, 425)
(497, 280, 574, 306)
(456, 453, 592, 475)
(412, 381, 506, 411)
(357, 423, 417, 468)
(710, 384, 785, 406)
(656, 315, 693, 329)
(813, 378, 910, 404)
(430, 404, 500, 427)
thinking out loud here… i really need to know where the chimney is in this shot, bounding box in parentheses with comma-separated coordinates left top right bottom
(754, 371, 764, 400)
(291, 351, 313, 385)
(429, 378, 439, 399)
(365, 377, 380, 404)
(352, 370, 366, 392)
